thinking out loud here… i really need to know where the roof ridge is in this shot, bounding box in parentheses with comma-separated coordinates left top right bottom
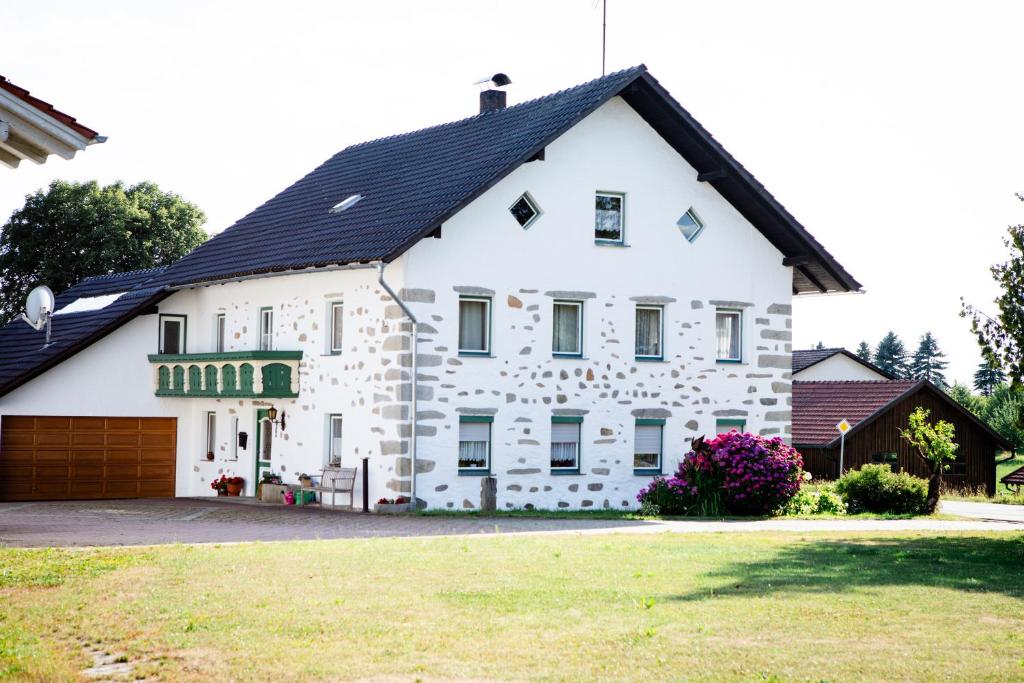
(793, 379, 916, 384)
(78, 265, 168, 284)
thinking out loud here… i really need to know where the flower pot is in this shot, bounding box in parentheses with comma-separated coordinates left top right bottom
(298, 477, 312, 488)
(206, 452, 215, 461)
(374, 503, 411, 514)
(226, 481, 243, 496)
(216, 490, 228, 497)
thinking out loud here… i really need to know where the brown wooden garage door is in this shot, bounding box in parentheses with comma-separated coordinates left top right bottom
(0, 416, 177, 501)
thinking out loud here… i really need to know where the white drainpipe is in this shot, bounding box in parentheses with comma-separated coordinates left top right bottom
(376, 261, 419, 506)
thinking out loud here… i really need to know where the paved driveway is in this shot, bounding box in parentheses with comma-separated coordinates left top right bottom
(1, 498, 1021, 548)
(940, 499, 1024, 523)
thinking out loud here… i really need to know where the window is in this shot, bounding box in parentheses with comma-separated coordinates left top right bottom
(871, 452, 899, 471)
(552, 301, 583, 356)
(715, 309, 742, 362)
(595, 192, 625, 242)
(328, 415, 343, 465)
(634, 421, 663, 472)
(677, 207, 705, 242)
(635, 306, 663, 359)
(330, 302, 344, 354)
(551, 417, 582, 472)
(231, 416, 239, 460)
(716, 419, 746, 435)
(215, 313, 226, 353)
(458, 297, 491, 355)
(158, 315, 186, 354)
(509, 192, 541, 229)
(205, 411, 217, 458)
(458, 417, 491, 472)
(259, 307, 274, 351)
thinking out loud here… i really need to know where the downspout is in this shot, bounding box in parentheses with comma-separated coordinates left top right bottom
(377, 261, 418, 507)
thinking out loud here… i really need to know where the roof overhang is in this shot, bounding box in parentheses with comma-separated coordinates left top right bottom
(0, 78, 103, 169)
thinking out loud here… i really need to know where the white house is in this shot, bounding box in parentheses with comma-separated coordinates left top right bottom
(792, 348, 891, 382)
(0, 66, 860, 509)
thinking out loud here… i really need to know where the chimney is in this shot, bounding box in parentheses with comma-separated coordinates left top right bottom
(479, 89, 506, 113)
(476, 72, 511, 114)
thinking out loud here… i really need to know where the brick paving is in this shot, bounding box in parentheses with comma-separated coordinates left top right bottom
(0, 498, 1019, 548)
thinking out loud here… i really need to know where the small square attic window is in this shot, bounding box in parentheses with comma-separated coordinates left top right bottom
(509, 192, 541, 228)
(677, 208, 705, 242)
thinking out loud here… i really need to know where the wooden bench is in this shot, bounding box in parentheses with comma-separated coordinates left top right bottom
(300, 466, 356, 508)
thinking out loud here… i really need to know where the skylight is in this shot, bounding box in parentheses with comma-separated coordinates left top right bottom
(677, 208, 705, 242)
(330, 194, 363, 214)
(509, 192, 541, 229)
(53, 292, 126, 316)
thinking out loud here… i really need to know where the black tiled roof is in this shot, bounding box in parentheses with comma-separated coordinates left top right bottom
(0, 269, 168, 396)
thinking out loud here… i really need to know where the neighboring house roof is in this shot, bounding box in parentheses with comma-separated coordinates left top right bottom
(0, 75, 104, 168)
(149, 65, 860, 294)
(0, 268, 168, 397)
(792, 347, 894, 379)
(792, 380, 1011, 449)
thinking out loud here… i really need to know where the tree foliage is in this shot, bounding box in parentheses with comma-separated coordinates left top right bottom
(856, 341, 872, 363)
(946, 382, 984, 416)
(946, 381, 1024, 450)
(908, 331, 949, 386)
(974, 360, 1006, 397)
(874, 331, 909, 379)
(899, 407, 958, 514)
(962, 195, 1024, 386)
(0, 180, 207, 322)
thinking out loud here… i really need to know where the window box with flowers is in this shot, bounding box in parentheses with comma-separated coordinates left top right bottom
(375, 496, 411, 513)
(211, 475, 245, 497)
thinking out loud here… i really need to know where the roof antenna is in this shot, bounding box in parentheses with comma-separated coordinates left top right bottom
(597, 0, 607, 75)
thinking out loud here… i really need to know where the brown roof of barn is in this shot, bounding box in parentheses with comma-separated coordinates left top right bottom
(792, 347, 894, 378)
(792, 379, 1011, 449)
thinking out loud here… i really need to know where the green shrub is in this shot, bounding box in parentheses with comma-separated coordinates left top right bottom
(782, 485, 847, 516)
(814, 487, 847, 514)
(834, 464, 929, 515)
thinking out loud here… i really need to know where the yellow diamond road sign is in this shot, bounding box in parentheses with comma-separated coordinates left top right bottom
(836, 419, 851, 434)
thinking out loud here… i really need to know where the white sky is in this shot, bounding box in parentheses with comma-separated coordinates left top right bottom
(3, 0, 1021, 385)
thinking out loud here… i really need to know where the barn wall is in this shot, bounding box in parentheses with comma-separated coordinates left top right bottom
(798, 387, 997, 494)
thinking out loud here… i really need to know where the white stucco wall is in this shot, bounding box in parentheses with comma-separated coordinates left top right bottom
(0, 95, 796, 510)
(795, 354, 887, 381)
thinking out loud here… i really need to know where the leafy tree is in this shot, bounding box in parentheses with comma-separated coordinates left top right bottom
(874, 331, 909, 378)
(946, 382, 984, 417)
(899, 407, 959, 514)
(979, 383, 1024, 450)
(814, 341, 825, 350)
(962, 195, 1024, 385)
(908, 331, 949, 386)
(973, 359, 1006, 397)
(0, 180, 207, 322)
(856, 341, 872, 363)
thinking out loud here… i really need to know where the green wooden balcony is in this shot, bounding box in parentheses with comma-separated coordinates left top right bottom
(147, 351, 303, 398)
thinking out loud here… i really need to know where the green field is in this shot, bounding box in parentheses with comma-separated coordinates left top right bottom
(3, 532, 1023, 681)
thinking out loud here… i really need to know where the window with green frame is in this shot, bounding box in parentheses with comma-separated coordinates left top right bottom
(458, 416, 492, 473)
(551, 416, 582, 472)
(634, 419, 664, 473)
(715, 418, 746, 436)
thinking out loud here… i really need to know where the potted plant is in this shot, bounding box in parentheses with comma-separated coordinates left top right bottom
(297, 472, 313, 488)
(374, 496, 412, 514)
(225, 476, 244, 496)
(210, 475, 229, 496)
(206, 451, 215, 461)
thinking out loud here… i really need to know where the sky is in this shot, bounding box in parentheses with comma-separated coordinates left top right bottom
(3, 0, 1021, 385)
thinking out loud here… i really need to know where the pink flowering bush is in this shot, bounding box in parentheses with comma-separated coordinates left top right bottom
(637, 432, 804, 516)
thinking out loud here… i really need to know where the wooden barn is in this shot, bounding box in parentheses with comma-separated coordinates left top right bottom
(793, 379, 1009, 494)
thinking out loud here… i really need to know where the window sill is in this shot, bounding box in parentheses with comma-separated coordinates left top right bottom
(321, 352, 343, 357)
(635, 357, 666, 363)
(458, 352, 494, 358)
(594, 239, 629, 248)
(553, 353, 585, 359)
(633, 468, 662, 476)
(458, 469, 491, 476)
(550, 468, 581, 475)
(716, 358, 743, 364)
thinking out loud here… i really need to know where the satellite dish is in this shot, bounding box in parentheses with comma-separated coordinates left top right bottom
(20, 284, 55, 345)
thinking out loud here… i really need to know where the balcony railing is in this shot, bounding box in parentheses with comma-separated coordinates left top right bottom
(147, 351, 302, 398)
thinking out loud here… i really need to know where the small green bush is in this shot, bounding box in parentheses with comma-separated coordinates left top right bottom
(782, 485, 847, 516)
(834, 464, 929, 515)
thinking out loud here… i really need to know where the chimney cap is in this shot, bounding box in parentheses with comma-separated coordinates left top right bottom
(474, 72, 512, 89)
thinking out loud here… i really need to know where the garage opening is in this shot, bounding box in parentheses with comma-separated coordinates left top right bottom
(0, 416, 177, 501)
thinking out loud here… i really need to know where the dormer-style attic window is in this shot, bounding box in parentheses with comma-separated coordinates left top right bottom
(595, 192, 625, 243)
(509, 192, 541, 228)
(330, 194, 363, 214)
(677, 208, 705, 242)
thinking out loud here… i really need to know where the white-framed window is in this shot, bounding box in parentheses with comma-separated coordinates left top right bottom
(231, 416, 239, 460)
(458, 418, 491, 471)
(634, 422, 663, 471)
(328, 414, 343, 465)
(205, 411, 217, 458)
(458, 297, 491, 355)
(509, 192, 542, 229)
(551, 420, 581, 471)
(215, 313, 226, 353)
(552, 301, 583, 356)
(259, 307, 274, 351)
(330, 302, 344, 354)
(635, 305, 663, 359)
(676, 207, 705, 242)
(715, 309, 742, 362)
(595, 191, 625, 242)
(158, 314, 186, 354)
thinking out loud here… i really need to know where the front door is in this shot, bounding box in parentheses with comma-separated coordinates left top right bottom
(254, 409, 272, 491)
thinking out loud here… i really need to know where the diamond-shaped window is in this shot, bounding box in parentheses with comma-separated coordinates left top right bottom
(677, 207, 705, 242)
(509, 192, 541, 229)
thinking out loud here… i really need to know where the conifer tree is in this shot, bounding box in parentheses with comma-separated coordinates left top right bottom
(874, 331, 909, 378)
(909, 332, 949, 387)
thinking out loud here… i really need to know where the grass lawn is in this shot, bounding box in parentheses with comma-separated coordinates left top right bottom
(3, 532, 1024, 681)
